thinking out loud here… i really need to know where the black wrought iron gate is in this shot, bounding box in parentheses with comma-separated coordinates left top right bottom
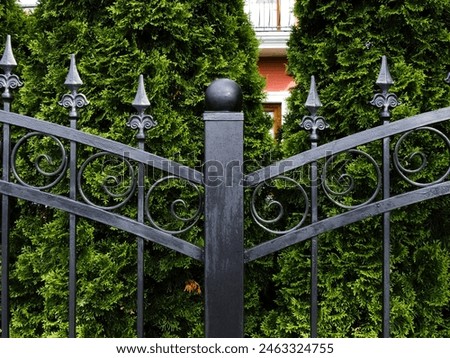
(1, 35, 450, 338)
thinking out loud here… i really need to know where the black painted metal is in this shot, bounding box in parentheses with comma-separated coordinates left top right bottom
(245, 181, 450, 263)
(0, 180, 204, 261)
(0, 35, 23, 338)
(1, 35, 450, 338)
(370, 56, 398, 338)
(59, 54, 89, 338)
(300, 76, 329, 338)
(128, 74, 154, 338)
(203, 79, 244, 338)
(245, 107, 450, 186)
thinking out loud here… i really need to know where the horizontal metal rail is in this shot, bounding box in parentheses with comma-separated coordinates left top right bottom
(0, 110, 203, 185)
(245, 106, 450, 186)
(245, 180, 450, 262)
(0, 180, 204, 261)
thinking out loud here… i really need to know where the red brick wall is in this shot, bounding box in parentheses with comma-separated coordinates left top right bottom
(258, 57, 295, 92)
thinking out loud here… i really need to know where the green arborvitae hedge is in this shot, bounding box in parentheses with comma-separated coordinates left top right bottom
(0, 0, 29, 74)
(6, 0, 274, 337)
(259, 0, 450, 337)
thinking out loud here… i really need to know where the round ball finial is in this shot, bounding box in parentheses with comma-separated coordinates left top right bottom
(205, 78, 243, 112)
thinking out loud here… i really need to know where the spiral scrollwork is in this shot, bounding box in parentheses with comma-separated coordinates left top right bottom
(0, 73, 23, 92)
(11, 132, 68, 190)
(127, 114, 157, 140)
(393, 127, 450, 187)
(321, 149, 381, 209)
(58, 93, 89, 118)
(301, 115, 329, 133)
(145, 176, 203, 234)
(250, 176, 309, 235)
(370, 92, 399, 116)
(78, 152, 136, 210)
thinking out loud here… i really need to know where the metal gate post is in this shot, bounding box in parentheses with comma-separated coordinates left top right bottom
(203, 79, 244, 338)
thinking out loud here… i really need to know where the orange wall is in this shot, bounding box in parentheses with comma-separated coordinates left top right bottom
(258, 57, 295, 92)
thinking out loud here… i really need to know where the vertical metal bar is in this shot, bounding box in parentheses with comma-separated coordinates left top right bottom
(382, 132, 390, 338)
(58, 54, 88, 337)
(301, 76, 328, 338)
(370, 56, 398, 338)
(310, 142, 318, 338)
(137, 141, 145, 338)
(69, 121, 77, 338)
(0, 35, 23, 338)
(204, 79, 244, 338)
(127, 75, 156, 338)
(1, 123, 11, 338)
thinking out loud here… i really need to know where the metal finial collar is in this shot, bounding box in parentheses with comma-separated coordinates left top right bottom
(300, 76, 329, 142)
(370, 56, 398, 119)
(127, 75, 156, 140)
(58, 54, 89, 119)
(0, 35, 23, 102)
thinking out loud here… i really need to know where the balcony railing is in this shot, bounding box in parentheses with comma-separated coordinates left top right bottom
(245, 0, 295, 32)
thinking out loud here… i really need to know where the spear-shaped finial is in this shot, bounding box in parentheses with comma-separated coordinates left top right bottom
(0, 35, 18, 74)
(300, 75, 329, 142)
(132, 74, 151, 114)
(0, 35, 23, 107)
(58, 54, 89, 119)
(127, 75, 156, 140)
(376, 56, 394, 93)
(64, 54, 83, 91)
(370, 56, 398, 119)
(304, 75, 323, 116)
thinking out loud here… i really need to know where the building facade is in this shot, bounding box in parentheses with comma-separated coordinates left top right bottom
(245, 0, 296, 137)
(17, 0, 37, 12)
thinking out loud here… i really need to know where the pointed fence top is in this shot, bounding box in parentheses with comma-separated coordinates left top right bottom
(0, 35, 18, 73)
(301, 75, 328, 142)
(370, 56, 398, 119)
(305, 75, 322, 116)
(132, 74, 151, 113)
(376, 55, 394, 92)
(64, 54, 83, 90)
(127, 75, 156, 140)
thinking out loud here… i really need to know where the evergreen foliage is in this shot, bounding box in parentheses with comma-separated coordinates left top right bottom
(5, 0, 450, 339)
(260, 0, 450, 337)
(0, 0, 29, 70)
(5, 0, 274, 337)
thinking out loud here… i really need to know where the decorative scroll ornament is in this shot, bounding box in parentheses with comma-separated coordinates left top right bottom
(300, 75, 329, 142)
(445, 72, 450, 84)
(78, 152, 136, 210)
(321, 149, 382, 209)
(127, 75, 157, 140)
(58, 54, 89, 118)
(11, 132, 68, 190)
(250, 176, 309, 235)
(0, 35, 23, 99)
(370, 56, 398, 118)
(145, 176, 203, 234)
(393, 127, 450, 187)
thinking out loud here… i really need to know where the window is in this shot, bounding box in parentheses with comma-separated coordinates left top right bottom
(263, 103, 282, 138)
